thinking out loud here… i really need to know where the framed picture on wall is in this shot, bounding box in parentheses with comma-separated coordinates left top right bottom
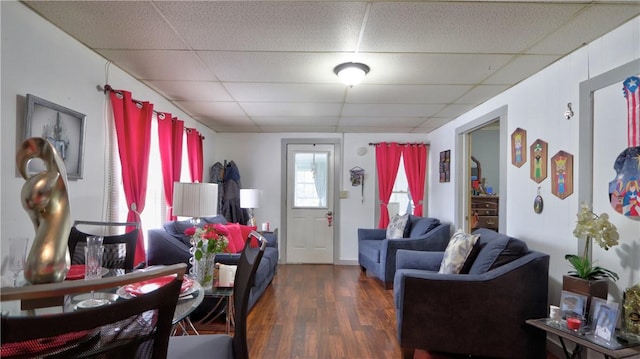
(439, 150, 450, 183)
(24, 94, 86, 180)
(530, 139, 548, 183)
(511, 128, 527, 167)
(551, 150, 574, 199)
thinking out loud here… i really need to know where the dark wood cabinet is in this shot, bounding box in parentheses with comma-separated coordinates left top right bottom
(471, 196, 499, 231)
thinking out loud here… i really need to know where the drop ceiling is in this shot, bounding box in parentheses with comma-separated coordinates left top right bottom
(23, 1, 640, 133)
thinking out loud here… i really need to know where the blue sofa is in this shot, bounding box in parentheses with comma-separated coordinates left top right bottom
(147, 215, 278, 310)
(393, 228, 549, 359)
(358, 216, 451, 289)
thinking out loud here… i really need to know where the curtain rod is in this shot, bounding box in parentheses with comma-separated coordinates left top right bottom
(98, 84, 205, 139)
(368, 142, 428, 146)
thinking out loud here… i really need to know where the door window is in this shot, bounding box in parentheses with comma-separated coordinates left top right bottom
(293, 152, 328, 208)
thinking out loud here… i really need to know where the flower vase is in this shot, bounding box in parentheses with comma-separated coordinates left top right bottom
(189, 239, 217, 290)
(191, 252, 215, 290)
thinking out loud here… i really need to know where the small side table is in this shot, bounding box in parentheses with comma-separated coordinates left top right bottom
(191, 286, 234, 334)
(526, 318, 640, 359)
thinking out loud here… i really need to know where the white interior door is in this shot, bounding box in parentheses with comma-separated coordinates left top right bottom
(286, 144, 334, 263)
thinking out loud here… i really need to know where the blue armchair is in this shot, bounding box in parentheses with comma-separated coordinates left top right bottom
(393, 229, 549, 359)
(358, 216, 451, 289)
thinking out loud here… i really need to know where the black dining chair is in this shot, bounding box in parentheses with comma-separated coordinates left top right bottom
(68, 220, 140, 270)
(1, 263, 186, 359)
(167, 231, 267, 359)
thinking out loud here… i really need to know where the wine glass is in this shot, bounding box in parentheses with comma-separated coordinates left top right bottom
(77, 236, 109, 308)
(8, 238, 27, 287)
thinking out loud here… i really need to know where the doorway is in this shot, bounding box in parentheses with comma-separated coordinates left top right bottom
(281, 139, 341, 264)
(455, 106, 508, 232)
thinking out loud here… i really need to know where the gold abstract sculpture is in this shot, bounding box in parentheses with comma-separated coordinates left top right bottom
(16, 137, 71, 284)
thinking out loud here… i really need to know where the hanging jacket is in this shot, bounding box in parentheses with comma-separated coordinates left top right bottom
(209, 162, 225, 214)
(221, 161, 249, 224)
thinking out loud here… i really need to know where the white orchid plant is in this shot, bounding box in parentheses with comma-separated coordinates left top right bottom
(565, 202, 620, 281)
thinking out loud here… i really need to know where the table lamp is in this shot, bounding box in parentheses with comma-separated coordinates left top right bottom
(173, 182, 218, 224)
(240, 189, 261, 226)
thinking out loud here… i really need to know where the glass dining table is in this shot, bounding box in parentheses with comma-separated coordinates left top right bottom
(1, 264, 201, 357)
(1, 267, 204, 328)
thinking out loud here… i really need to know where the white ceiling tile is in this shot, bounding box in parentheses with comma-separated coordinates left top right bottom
(211, 125, 262, 133)
(527, 5, 640, 54)
(253, 117, 340, 126)
(362, 2, 584, 53)
(97, 50, 215, 81)
(24, 1, 188, 50)
(241, 103, 343, 117)
(483, 54, 562, 85)
(225, 83, 346, 103)
(175, 101, 246, 117)
(342, 104, 444, 117)
(145, 81, 234, 102)
(193, 116, 253, 126)
(339, 117, 426, 127)
(436, 104, 478, 118)
(346, 84, 472, 104)
(456, 85, 511, 104)
(337, 126, 415, 133)
(199, 52, 356, 83)
(155, 1, 367, 52)
(360, 54, 514, 85)
(259, 126, 338, 133)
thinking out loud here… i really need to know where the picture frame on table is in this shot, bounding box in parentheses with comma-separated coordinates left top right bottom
(588, 297, 608, 325)
(594, 304, 619, 342)
(24, 94, 86, 180)
(560, 290, 587, 319)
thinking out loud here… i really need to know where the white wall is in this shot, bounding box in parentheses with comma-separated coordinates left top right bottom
(212, 132, 429, 264)
(0, 2, 216, 256)
(429, 17, 640, 305)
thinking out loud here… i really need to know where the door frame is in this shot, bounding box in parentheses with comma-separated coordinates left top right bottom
(280, 138, 342, 264)
(455, 106, 508, 232)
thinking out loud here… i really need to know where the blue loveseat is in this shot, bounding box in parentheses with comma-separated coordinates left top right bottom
(393, 228, 549, 359)
(147, 215, 278, 310)
(358, 216, 451, 289)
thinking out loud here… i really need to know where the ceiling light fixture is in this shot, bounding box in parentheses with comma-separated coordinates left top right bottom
(333, 62, 370, 88)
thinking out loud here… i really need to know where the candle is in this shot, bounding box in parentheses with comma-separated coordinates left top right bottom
(566, 317, 582, 330)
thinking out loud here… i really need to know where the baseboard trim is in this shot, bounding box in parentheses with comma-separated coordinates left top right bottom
(335, 259, 358, 265)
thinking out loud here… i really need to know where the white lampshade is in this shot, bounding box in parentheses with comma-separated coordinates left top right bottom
(334, 62, 370, 87)
(240, 189, 261, 209)
(173, 182, 218, 218)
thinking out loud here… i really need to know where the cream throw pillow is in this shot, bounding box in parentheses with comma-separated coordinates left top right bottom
(439, 229, 480, 274)
(386, 213, 409, 239)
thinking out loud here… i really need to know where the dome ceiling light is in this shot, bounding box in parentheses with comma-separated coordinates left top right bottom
(333, 62, 370, 88)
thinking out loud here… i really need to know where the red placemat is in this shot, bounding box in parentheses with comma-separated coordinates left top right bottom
(65, 265, 86, 280)
(0, 331, 90, 357)
(123, 275, 194, 297)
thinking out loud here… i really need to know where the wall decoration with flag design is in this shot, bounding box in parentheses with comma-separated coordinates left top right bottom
(608, 75, 640, 219)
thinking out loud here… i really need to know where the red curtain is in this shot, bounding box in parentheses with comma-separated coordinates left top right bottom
(375, 142, 402, 228)
(110, 90, 153, 266)
(186, 128, 204, 183)
(158, 114, 184, 220)
(403, 144, 428, 216)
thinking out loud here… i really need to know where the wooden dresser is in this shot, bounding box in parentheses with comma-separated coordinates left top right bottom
(471, 195, 499, 231)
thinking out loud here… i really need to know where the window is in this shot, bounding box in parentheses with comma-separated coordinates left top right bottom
(388, 157, 413, 217)
(111, 115, 188, 239)
(293, 152, 328, 207)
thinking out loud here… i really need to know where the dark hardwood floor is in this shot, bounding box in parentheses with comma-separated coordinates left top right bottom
(195, 264, 558, 359)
